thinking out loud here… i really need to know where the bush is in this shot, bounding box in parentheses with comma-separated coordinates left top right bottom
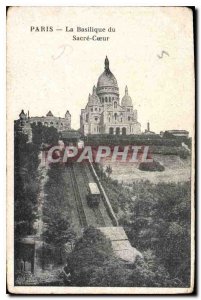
(139, 160, 165, 172)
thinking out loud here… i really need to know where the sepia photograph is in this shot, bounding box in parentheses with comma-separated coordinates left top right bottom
(6, 6, 195, 294)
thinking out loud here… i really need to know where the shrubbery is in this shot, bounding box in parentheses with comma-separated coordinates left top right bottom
(93, 164, 191, 287)
(67, 227, 178, 287)
(139, 160, 165, 172)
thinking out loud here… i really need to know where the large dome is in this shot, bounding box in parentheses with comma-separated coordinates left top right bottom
(97, 57, 119, 95)
(97, 70, 118, 88)
(121, 86, 133, 107)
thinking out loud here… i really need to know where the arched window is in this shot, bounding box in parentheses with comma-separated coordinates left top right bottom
(116, 127, 120, 135)
(114, 113, 117, 121)
(114, 102, 117, 108)
(109, 127, 114, 135)
(122, 127, 126, 135)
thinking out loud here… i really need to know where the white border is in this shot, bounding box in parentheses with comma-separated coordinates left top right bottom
(1, 0, 199, 297)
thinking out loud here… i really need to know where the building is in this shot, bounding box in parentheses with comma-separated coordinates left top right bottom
(18, 109, 71, 132)
(15, 110, 33, 142)
(143, 122, 155, 135)
(163, 130, 189, 138)
(80, 56, 141, 135)
(60, 129, 81, 146)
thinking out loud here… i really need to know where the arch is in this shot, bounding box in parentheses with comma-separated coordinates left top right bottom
(109, 127, 114, 135)
(122, 127, 126, 135)
(114, 101, 117, 108)
(116, 127, 120, 135)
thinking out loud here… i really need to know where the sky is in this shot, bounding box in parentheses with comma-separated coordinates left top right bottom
(7, 7, 194, 135)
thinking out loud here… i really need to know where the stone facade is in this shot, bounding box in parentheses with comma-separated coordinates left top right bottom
(18, 109, 71, 132)
(80, 57, 141, 135)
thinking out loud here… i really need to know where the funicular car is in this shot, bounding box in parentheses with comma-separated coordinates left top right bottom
(87, 182, 101, 207)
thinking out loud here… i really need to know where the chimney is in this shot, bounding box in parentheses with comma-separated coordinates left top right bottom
(147, 121, 150, 132)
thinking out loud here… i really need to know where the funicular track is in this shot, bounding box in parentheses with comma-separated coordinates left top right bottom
(80, 162, 105, 227)
(69, 164, 88, 227)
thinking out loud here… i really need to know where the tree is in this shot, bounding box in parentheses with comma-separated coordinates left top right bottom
(43, 214, 76, 264)
(14, 128, 40, 238)
(128, 250, 178, 287)
(105, 165, 112, 178)
(124, 180, 191, 287)
(67, 227, 114, 286)
(66, 227, 177, 287)
(31, 123, 59, 146)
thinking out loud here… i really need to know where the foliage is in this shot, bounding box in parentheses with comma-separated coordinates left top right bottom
(105, 165, 112, 177)
(67, 227, 114, 286)
(123, 180, 191, 287)
(14, 130, 40, 238)
(42, 163, 76, 264)
(93, 164, 191, 287)
(31, 122, 59, 146)
(67, 226, 178, 287)
(139, 160, 165, 172)
(43, 214, 76, 247)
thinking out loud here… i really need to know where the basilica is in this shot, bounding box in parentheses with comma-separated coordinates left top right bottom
(80, 56, 141, 135)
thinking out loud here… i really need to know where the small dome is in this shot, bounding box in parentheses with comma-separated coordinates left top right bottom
(97, 56, 118, 89)
(121, 86, 133, 107)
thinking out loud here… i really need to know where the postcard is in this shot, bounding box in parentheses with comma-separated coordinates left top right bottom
(7, 6, 195, 294)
